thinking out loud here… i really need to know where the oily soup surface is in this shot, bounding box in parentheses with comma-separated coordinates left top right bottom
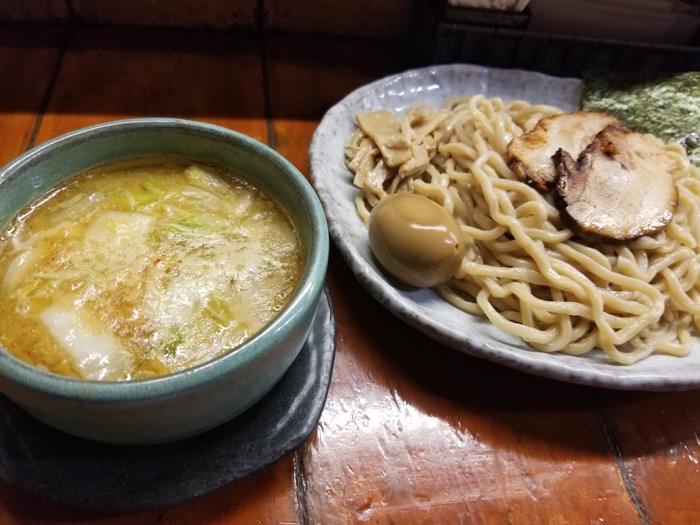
(0, 157, 303, 381)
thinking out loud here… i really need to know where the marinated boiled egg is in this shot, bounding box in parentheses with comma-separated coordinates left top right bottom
(368, 192, 464, 287)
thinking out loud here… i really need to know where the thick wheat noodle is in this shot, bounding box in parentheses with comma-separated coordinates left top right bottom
(345, 94, 700, 364)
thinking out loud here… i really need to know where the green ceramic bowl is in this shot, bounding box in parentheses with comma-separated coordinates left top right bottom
(0, 118, 329, 445)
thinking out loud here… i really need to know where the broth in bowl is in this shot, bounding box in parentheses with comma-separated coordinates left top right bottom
(0, 156, 303, 381)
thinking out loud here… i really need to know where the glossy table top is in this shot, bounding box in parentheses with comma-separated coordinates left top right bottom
(1, 23, 700, 524)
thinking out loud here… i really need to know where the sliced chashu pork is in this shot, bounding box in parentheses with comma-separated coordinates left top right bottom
(506, 112, 621, 191)
(554, 125, 678, 243)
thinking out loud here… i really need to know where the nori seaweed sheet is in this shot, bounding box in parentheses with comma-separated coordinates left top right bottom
(582, 72, 700, 165)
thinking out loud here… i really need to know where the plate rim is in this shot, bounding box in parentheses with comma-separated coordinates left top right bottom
(309, 63, 700, 392)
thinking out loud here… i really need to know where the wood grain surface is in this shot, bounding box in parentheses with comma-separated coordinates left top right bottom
(0, 24, 699, 525)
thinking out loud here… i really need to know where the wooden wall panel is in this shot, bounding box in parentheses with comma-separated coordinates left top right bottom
(0, 1, 68, 24)
(34, 27, 267, 145)
(264, 0, 416, 38)
(0, 26, 65, 165)
(72, 0, 257, 30)
(0, 0, 417, 38)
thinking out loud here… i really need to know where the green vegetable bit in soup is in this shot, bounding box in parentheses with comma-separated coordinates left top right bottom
(0, 157, 303, 381)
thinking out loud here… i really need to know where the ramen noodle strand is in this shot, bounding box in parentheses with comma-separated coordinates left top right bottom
(346, 95, 700, 364)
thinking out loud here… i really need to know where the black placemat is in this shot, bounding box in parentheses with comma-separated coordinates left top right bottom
(0, 288, 335, 513)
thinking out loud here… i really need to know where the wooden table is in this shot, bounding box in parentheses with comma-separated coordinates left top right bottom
(1, 23, 699, 525)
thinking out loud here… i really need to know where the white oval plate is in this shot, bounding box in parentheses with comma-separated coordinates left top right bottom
(309, 63, 700, 391)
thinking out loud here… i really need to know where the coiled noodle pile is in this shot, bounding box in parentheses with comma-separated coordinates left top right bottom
(345, 95, 700, 364)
